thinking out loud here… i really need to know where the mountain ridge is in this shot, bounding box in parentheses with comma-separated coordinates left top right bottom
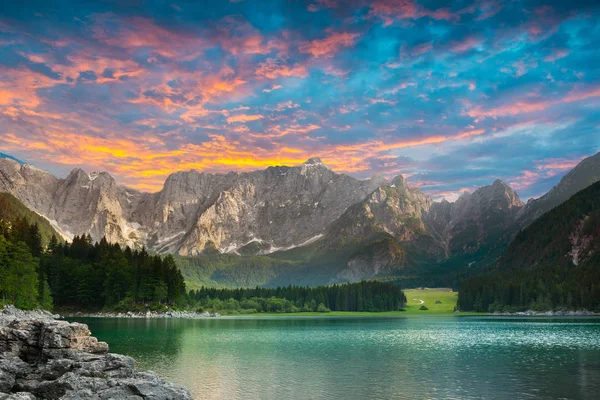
(1, 151, 598, 288)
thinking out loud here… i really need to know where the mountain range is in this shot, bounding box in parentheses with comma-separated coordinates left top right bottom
(1, 152, 599, 286)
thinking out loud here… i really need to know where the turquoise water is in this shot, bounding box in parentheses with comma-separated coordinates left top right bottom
(69, 316, 600, 399)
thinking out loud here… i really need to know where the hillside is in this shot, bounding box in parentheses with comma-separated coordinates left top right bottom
(0, 192, 61, 245)
(458, 181, 600, 312)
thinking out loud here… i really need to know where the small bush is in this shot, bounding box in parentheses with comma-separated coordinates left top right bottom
(419, 305, 428, 311)
(317, 303, 331, 313)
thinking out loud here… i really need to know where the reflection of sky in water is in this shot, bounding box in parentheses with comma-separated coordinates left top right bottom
(73, 317, 600, 399)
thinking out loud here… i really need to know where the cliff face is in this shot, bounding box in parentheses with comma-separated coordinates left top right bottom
(0, 306, 191, 400)
(427, 179, 524, 261)
(0, 158, 383, 256)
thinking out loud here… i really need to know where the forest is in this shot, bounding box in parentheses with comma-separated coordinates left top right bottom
(458, 181, 600, 312)
(43, 235, 187, 310)
(0, 215, 187, 310)
(189, 281, 407, 313)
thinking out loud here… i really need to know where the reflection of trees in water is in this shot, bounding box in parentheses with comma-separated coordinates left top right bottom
(75, 318, 187, 371)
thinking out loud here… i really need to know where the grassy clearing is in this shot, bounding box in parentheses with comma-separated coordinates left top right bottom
(225, 289, 475, 317)
(403, 288, 458, 314)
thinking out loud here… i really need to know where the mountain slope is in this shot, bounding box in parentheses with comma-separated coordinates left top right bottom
(427, 179, 523, 266)
(499, 181, 600, 271)
(0, 152, 24, 164)
(458, 181, 600, 312)
(0, 192, 61, 245)
(517, 152, 600, 228)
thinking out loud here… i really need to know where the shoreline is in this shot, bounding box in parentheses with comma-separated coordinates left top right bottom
(60, 310, 222, 319)
(489, 309, 600, 317)
(58, 309, 600, 319)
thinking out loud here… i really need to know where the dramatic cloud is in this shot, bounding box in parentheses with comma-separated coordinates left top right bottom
(0, 0, 598, 200)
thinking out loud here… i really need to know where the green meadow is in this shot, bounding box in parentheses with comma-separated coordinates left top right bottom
(227, 288, 475, 317)
(403, 288, 458, 314)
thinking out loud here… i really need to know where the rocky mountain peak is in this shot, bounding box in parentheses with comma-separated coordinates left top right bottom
(390, 175, 405, 188)
(473, 179, 523, 208)
(302, 157, 324, 166)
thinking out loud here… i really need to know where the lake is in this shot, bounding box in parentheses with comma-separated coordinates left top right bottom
(68, 316, 600, 400)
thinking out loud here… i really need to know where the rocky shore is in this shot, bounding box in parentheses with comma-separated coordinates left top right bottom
(61, 310, 221, 319)
(491, 309, 600, 316)
(0, 306, 192, 399)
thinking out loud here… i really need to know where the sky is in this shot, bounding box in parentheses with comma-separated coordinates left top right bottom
(0, 0, 599, 200)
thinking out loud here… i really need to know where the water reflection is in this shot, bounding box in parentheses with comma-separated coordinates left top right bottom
(71, 317, 600, 400)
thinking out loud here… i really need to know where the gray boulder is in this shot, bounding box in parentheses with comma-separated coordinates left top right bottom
(0, 306, 192, 399)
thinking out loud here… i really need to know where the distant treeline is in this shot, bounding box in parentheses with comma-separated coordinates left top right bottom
(457, 264, 600, 312)
(189, 281, 407, 313)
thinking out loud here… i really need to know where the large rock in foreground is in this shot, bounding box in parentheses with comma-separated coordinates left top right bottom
(0, 306, 192, 400)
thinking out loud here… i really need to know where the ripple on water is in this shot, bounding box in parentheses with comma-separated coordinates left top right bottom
(75, 316, 600, 400)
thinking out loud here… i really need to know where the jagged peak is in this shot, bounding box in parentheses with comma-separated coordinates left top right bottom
(492, 179, 510, 188)
(67, 167, 87, 178)
(390, 175, 405, 188)
(302, 157, 325, 166)
(457, 191, 472, 201)
(66, 168, 114, 185)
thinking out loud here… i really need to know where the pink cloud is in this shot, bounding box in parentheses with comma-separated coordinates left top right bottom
(450, 36, 481, 53)
(411, 42, 433, 56)
(543, 49, 569, 62)
(464, 85, 600, 120)
(256, 58, 309, 79)
(226, 114, 264, 124)
(369, 0, 458, 26)
(509, 155, 586, 192)
(299, 31, 360, 58)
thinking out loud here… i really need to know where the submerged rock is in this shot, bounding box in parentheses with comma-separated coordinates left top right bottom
(0, 306, 192, 399)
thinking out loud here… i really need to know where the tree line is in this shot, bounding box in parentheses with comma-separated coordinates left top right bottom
(189, 281, 407, 313)
(1, 215, 407, 314)
(44, 235, 187, 310)
(0, 215, 187, 310)
(457, 264, 600, 312)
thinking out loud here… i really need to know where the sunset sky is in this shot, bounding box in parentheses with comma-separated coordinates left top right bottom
(1, 0, 599, 200)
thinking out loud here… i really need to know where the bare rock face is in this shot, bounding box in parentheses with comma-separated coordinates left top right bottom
(427, 179, 524, 259)
(0, 306, 192, 400)
(172, 159, 384, 255)
(0, 160, 58, 220)
(313, 176, 444, 280)
(320, 175, 434, 250)
(0, 158, 384, 256)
